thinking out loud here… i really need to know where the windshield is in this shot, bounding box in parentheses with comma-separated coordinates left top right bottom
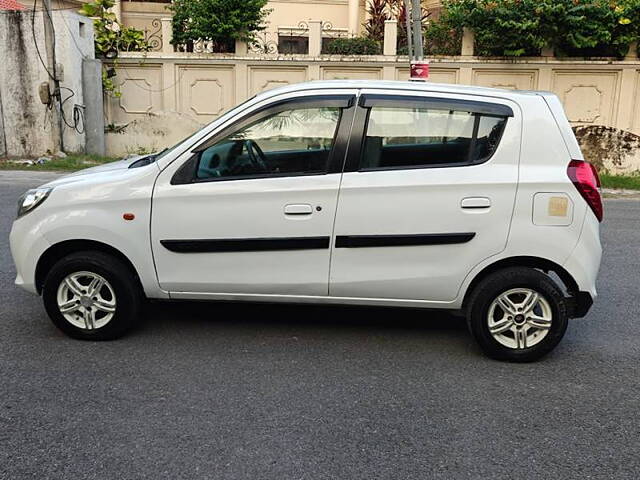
(152, 96, 258, 163)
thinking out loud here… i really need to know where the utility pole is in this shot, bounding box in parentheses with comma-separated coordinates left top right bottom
(411, 0, 423, 60)
(42, 0, 63, 151)
(406, 0, 428, 80)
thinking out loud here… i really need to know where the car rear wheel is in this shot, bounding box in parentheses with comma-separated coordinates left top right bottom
(42, 251, 142, 340)
(466, 267, 568, 362)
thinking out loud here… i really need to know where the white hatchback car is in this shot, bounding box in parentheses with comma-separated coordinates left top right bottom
(10, 80, 602, 361)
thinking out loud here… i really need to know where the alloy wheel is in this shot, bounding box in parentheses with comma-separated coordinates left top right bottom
(56, 271, 117, 330)
(487, 288, 553, 349)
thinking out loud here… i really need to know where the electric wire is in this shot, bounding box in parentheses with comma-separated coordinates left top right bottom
(31, 0, 56, 81)
(30, 0, 86, 135)
(59, 86, 85, 134)
(27, 0, 173, 132)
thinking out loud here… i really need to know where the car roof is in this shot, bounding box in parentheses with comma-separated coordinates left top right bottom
(256, 80, 548, 102)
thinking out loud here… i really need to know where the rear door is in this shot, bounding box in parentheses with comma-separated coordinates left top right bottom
(329, 90, 521, 303)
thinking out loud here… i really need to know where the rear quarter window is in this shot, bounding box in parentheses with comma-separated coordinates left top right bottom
(360, 104, 508, 170)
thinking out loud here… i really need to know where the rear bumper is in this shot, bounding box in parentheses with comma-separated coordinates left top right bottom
(569, 291, 594, 318)
(562, 213, 601, 301)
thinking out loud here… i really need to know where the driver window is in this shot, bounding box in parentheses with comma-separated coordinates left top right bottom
(196, 106, 341, 180)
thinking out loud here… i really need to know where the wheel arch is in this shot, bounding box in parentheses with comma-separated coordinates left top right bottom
(35, 239, 143, 295)
(462, 256, 580, 314)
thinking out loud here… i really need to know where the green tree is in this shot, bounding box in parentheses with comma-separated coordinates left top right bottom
(170, 0, 270, 53)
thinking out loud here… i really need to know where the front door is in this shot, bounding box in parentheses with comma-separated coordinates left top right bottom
(329, 90, 521, 303)
(151, 93, 355, 296)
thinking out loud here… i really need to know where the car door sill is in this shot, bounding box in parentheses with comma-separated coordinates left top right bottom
(168, 291, 457, 309)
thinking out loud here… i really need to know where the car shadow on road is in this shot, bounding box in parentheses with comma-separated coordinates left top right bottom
(140, 299, 469, 337)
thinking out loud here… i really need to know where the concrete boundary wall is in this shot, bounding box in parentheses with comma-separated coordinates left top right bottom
(107, 53, 640, 133)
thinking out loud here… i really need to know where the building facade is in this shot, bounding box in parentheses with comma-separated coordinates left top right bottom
(117, 0, 366, 38)
(43, 0, 445, 54)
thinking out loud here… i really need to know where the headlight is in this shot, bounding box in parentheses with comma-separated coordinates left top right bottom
(17, 187, 53, 218)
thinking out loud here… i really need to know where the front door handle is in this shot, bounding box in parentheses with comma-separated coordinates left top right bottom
(284, 204, 313, 215)
(461, 197, 491, 209)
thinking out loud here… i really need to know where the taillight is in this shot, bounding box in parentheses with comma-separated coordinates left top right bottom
(567, 160, 603, 222)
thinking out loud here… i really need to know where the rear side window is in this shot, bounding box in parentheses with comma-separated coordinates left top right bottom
(360, 106, 508, 170)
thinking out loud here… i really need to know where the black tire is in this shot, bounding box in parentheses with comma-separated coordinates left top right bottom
(42, 251, 143, 340)
(466, 267, 568, 362)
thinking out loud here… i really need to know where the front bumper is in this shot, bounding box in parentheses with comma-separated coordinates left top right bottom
(9, 215, 51, 295)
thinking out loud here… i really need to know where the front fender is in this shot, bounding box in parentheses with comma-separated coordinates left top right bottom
(24, 166, 167, 299)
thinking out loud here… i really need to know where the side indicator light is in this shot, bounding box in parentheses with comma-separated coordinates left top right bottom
(123, 213, 135, 221)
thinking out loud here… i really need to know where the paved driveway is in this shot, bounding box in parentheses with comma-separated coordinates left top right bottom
(1, 171, 639, 479)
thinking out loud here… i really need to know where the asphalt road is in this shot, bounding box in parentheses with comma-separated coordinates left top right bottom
(1, 171, 639, 480)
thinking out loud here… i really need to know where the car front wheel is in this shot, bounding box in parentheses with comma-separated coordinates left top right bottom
(42, 251, 142, 340)
(466, 267, 569, 362)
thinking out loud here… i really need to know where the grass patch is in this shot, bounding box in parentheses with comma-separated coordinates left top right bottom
(600, 173, 640, 191)
(0, 154, 118, 172)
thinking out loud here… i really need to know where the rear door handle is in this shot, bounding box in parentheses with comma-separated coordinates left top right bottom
(461, 197, 491, 209)
(284, 204, 313, 215)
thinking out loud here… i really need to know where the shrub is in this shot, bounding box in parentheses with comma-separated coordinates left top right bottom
(79, 0, 149, 58)
(325, 37, 382, 55)
(423, 19, 462, 56)
(445, 0, 545, 56)
(538, 0, 621, 57)
(611, 0, 640, 57)
(443, 0, 640, 58)
(80, 0, 149, 97)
